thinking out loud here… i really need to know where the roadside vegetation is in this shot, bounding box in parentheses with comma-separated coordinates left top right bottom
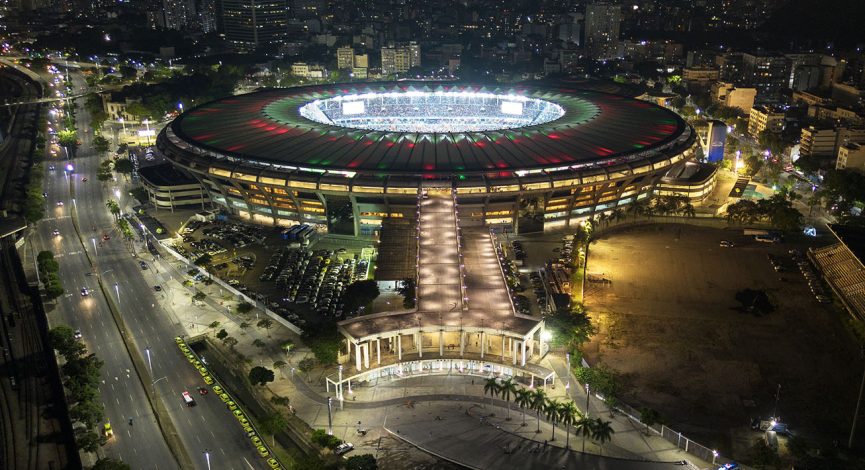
(37, 250, 64, 298)
(48, 325, 106, 452)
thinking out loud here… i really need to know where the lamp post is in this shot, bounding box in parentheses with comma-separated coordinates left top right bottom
(327, 397, 333, 435)
(91, 237, 98, 257)
(565, 352, 571, 392)
(203, 450, 211, 470)
(145, 347, 153, 375)
(114, 282, 120, 303)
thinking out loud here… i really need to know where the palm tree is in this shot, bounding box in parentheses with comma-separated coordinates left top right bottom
(591, 418, 615, 454)
(105, 199, 120, 220)
(529, 388, 548, 434)
(483, 377, 500, 408)
(513, 388, 532, 427)
(574, 415, 594, 452)
(544, 398, 560, 441)
(681, 202, 696, 218)
(499, 378, 518, 420)
(611, 207, 625, 225)
(560, 401, 580, 449)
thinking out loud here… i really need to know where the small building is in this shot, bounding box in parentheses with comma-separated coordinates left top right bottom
(748, 105, 785, 137)
(139, 163, 209, 212)
(682, 67, 720, 87)
(837, 142, 865, 172)
(800, 126, 865, 158)
(712, 82, 757, 113)
(656, 161, 718, 202)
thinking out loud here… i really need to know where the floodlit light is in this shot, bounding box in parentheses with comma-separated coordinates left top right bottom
(66, 164, 74, 172)
(541, 331, 552, 342)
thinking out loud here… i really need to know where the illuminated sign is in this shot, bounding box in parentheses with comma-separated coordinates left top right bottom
(342, 101, 365, 115)
(500, 101, 523, 115)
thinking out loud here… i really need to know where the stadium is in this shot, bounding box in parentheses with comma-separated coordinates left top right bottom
(156, 82, 698, 236)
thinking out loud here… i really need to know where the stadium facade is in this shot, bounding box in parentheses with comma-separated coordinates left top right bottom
(156, 83, 699, 236)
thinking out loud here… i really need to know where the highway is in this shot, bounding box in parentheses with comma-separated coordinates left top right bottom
(32, 66, 267, 469)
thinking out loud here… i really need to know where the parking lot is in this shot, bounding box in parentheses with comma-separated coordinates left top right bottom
(578, 223, 861, 455)
(169, 220, 374, 329)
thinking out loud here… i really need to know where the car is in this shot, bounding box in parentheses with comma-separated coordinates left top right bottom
(103, 422, 113, 438)
(48, 165, 55, 171)
(267, 458, 281, 469)
(197, 386, 209, 396)
(257, 445, 269, 457)
(175, 336, 184, 344)
(203, 375, 214, 385)
(213, 385, 223, 394)
(82, 177, 88, 182)
(227, 400, 237, 411)
(233, 409, 244, 419)
(52, 229, 60, 236)
(251, 436, 262, 446)
(719, 240, 734, 247)
(182, 390, 196, 406)
(154, 285, 162, 292)
(80, 287, 90, 297)
(816, 295, 832, 303)
(74, 329, 82, 339)
(56, 200, 64, 206)
(334, 442, 354, 455)
(139, 261, 148, 270)
(102, 234, 110, 241)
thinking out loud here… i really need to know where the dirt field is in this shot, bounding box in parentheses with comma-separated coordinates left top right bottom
(582, 223, 862, 456)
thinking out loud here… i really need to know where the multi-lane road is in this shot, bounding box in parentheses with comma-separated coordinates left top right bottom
(30, 65, 266, 469)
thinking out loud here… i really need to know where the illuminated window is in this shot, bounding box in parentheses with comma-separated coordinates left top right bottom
(209, 167, 231, 178)
(320, 183, 348, 192)
(522, 182, 551, 191)
(288, 180, 317, 189)
(260, 176, 286, 186)
(353, 186, 384, 194)
(456, 186, 487, 194)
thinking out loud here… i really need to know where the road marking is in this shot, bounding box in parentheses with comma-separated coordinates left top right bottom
(243, 457, 254, 469)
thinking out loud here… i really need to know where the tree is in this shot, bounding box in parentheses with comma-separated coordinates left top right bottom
(194, 253, 212, 267)
(483, 377, 499, 408)
(343, 280, 380, 314)
(560, 401, 580, 449)
(216, 329, 228, 340)
(70, 399, 105, 428)
(273, 360, 286, 370)
(545, 308, 596, 351)
(224, 336, 238, 350)
(253, 338, 266, 348)
(239, 321, 250, 333)
(575, 415, 594, 452)
(248, 366, 275, 386)
(499, 378, 518, 420)
(514, 388, 532, 427)
(257, 318, 274, 336)
(49, 325, 86, 360)
(591, 418, 615, 452)
(237, 301, 253, 314)
(92, 458, 131, 470)
(396, 278, 416, 309)
(75, 431, 102, 453)
(639, 407, 661, 436)
(298, 357, 315, 381)
(113, 158, 134, 180)
(530, 389, 548, 434)
(57, 129, 79, 154)
(93, 135, 110, 153)
(259, 412, 287, 445)
(345, 454, 377, 470)
(544, 398, 561, 441)
(105, 200, 120, 220)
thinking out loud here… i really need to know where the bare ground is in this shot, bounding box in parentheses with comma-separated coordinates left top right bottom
(581, 223, 862, 456)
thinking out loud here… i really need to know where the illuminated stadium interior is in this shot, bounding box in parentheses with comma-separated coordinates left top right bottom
(295, 91, 568, 133)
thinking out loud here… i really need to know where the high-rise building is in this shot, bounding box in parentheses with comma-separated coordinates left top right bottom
(218, 0, 289, 51)
(381, 42, 421, 75)
(584, 2, 621, 61)
(747, 105, 785, 137)
(336, 46, 355, 70)
(160, 0, 192, 30)
(742, 52, 791, 101)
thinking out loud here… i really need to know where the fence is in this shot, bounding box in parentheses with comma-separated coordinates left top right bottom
(578, 358, 733, 468)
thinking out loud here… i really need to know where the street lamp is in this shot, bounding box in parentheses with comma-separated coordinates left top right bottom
(327, 397, 333, 435)
(91, 237, 98, 257)
(145, 347, 153, 375)
(565, 352, 571, 391)
(114, 282, 120, 302)
(203, 450, 211, 470)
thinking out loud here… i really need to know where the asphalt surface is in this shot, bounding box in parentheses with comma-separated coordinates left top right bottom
(33, 68, 266, 469)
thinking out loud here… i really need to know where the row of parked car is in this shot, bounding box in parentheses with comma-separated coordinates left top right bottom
(792, 249, 831, 304)
(201, 222, 265, 249)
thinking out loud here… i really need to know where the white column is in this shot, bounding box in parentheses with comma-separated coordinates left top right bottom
(521, 339, 527, 366)
(346, 338, 352, 361)
(480, 331, 485, 358)
(397, 334, 402, 361)
(363, 342, 370, 369)
(417, 332, 423, 358)
(512, 340, 517, 365)
(439, 331, 444, 356)
(355, 342, 362, 371)
(377, 339, 381, 365)
(501, 334, 505, 361)
(459, 331, 465, 356)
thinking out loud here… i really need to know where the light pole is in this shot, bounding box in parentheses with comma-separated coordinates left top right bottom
(327, 397, 333, 435)
(338, 365, 343, 402)
(145, 347, 153, 375)
(114, 282, 120, 303)
(565, 352, 571, 392)
(91, 237, 98, 257)
(203, 450, 211, 470)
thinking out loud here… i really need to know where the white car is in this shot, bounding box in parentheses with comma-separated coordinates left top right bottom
(74, 329, 82, 339)
(182, 390, 196, 407)
(52, 229, 60, 236)
(80, 287, 90, 297)
(56, 200, 64, 206)
(334, 442, 353, 455)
